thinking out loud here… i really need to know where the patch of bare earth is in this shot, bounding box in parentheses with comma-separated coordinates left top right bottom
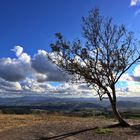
(0, 114, 139, 140)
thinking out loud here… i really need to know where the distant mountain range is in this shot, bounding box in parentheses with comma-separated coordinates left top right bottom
(0, 96, 140, 109)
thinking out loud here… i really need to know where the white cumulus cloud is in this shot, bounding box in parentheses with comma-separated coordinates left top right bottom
(12, 46, 23, 57)
(31, 50, 69, 82)
(0, 57, 31, 81)
(130, 0, 140, 6)
(0, 78, 22, 92)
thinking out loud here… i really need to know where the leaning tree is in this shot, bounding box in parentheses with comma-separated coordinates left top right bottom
(48, 8, 140, 127)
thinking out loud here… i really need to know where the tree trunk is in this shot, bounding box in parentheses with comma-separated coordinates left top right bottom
(107, 86, 130, 127)
(110, 101, 130, 127)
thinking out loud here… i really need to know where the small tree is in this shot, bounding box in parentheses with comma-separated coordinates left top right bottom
(48, 8, 140, 127)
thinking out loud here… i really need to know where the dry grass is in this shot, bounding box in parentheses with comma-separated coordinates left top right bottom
(0, 114, 139, 140)
(0, 114, 75, 131)
(0, 114, 109, 131)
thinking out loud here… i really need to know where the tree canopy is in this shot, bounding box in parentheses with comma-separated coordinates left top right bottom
(48, 8, 140, 126)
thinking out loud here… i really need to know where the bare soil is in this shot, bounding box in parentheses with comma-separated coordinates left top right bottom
(0, 114, 139, 140)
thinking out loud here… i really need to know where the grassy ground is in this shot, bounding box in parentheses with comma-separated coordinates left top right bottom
(0, 114, 139, 140)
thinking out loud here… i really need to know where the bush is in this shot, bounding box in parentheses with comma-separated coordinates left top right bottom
(1, 108, 32, 114)
(95, 128, 113, 134)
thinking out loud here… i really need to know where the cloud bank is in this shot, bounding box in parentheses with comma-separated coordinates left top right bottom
(0, 46, 76, 97)
(0, 46, 139, 97)
(118, 64, 140, 97)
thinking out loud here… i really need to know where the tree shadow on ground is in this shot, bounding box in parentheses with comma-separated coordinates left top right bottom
(130, 124, 140, 136)
(39, 124, 140, 140)
(39, 124, 119, 140)
(39, 126, 98, 140)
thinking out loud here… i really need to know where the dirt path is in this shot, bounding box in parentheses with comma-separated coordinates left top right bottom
(0, 114, 139, 140)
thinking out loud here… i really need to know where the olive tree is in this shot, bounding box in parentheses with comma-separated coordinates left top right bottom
(48, 8, 140, 127)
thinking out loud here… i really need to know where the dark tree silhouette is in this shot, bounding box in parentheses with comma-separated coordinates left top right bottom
(48, 8, 140, 127)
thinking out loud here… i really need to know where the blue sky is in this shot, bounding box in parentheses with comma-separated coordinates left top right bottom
(0, 0, 140, 97)
(0, 0, 140, 57)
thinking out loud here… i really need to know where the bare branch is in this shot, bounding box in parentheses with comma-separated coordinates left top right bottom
(48, 8, 140, 102)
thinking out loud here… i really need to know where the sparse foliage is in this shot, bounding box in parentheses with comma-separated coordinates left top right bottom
(48, 8, 140, 127)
